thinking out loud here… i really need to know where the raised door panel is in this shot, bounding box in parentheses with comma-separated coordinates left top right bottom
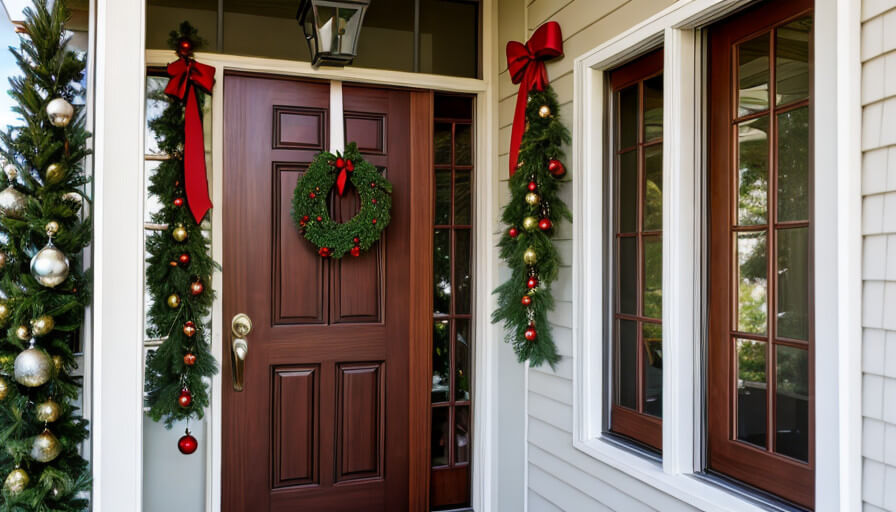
(272, 366, 319, 488)
(335, 362, 384, 482)
(273, 106, 327, 150)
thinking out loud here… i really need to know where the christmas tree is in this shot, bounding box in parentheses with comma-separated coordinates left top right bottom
(0, 0, 92, 508)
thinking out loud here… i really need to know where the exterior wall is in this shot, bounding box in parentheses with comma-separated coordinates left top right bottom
(495, 1, 696, 510)
(861, 1, 896, 510)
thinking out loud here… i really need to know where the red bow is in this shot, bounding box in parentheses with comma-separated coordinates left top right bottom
(165, 57, 216, 223)
(334, 158, 354, 196)
(505, 21, 563, 176)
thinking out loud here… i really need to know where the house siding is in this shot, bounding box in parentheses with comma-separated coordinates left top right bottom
(862, 2, 896, 511)
(496, 1, 694, 510)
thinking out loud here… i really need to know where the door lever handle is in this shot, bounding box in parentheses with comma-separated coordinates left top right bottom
(230, 313, 252, 392)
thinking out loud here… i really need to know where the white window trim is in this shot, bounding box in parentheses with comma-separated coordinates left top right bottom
(571, 1, 862, 512)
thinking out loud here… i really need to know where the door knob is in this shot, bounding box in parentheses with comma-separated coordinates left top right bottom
(230, 313, 252, 392)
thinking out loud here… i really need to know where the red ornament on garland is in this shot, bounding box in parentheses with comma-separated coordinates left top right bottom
(350, 246, 361, 257)
(527, 181, 537, 191)
(508, 227, 519, 238)
(176, 39, 193, 58)
(190, 280, 204, 296)
(521, 295, 532, 306)
(527, 277, 539, 289)
(173, 197, 184, 207)
(178, 429, 198, 454)
(538, 218, 553, 231)
(524, 324, 537, 341)
(548, 159, 566, 179)
(183, 352, 197, 366)
(178, 389, 192, 408)
(179, 253, 191, 265)
(183, 321, 196, 337)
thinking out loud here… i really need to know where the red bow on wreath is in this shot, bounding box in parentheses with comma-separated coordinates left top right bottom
(334, 157, 354, 196)
(165, 54, 216, 223)
(506, 21, 563, 176)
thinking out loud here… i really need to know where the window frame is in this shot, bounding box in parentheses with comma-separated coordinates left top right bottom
(571, 0, 862, 510)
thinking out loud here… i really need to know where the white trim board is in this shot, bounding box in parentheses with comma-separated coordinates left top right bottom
(571, 1, 862, 511)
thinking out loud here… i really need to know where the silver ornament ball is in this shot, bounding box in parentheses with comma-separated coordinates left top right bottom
(30, 241, 69, 288)
(3, 163, 17, 180)
(14, 344, 52, 387)
(46, 98, 74, 127)
(0, 185, 26, 219)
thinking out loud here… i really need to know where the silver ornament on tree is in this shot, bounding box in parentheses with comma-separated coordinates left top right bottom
(31, 221, 69, 288)
(31, 428, 61, 463)
(0, 164, 26, 219)
(14, 339, 52, 388)
(46, 97, 74, 127)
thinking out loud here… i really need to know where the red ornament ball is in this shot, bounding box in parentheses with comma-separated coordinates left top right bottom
(173, 197, 184, 207)
(319, 247, 331, 258)
(538, 218, 553, 231)
(350, 246, 361, 257)
(190, 280, 204, 296)
(352, 237, 360, 244)
(309, 192, 316, 199)
(183, 321, 196, 337)
(508, 227, 519, 238)
(178, 389, 192, 408)
(179, 253, 190, 265)
(527, 277, 538, 289)
(527, 181, 537, 191)
(335, 157, 345, 169)
(521, 295, 532, 306)
(316, 216, 323, 222)
(524, 325, 537, 342)
(183, 352, 197, 366)
(372, 218, 377, 224)
(548, 159, 566, 179)
(178, 430, 198, 455)
(177, 39, 193, 57)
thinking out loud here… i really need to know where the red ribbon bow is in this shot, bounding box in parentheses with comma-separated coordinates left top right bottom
(505, 21, 563, 176)
(334, 158, 354, 196)
(165, 57, 216, 223)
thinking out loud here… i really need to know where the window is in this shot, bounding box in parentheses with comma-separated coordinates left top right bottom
(707, 1, 813, 507)
(608, 50, 664, 451)
(431, 94, 474, 510)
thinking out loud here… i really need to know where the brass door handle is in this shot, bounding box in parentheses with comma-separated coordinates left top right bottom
(230, 313, 252, 392)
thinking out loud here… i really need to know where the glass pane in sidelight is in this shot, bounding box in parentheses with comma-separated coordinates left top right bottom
(737, 339, 768, 448)
(738, 33, 770, 116)
(435, 170, 451, 225)
(777, 227, 810, 340)
(431, 406, 450, 466)
(617, 319, 638, 409)
(434, 123, 452, 164)
(644, 144, 663, 231)
(433, 229, 451, 314)
(618, 237, 637, 315)
(775, 345, 809, 462)
(737, 116, 769, 226)
(455, 124, 473, 166)
(643, 237, 662, 319)
(454, 229, 472, 315)
(144, 76, 168, 155)
(776, 17, 812, 106)
(777, 106, 810, 222)
(737, 231, 768, 334)
(618, 85, 638, 149)
(432, 320, 451, 403)
(642, 322, 663, 418)
(455, 405, 471, 464)
(454, 170, 471, 225)
(618, 150, 638, 233)
(455, 319, 471, 401)
(644, 75, 663, 141)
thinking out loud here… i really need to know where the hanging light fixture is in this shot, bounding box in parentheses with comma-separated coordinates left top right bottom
(297, 0, 370, 67)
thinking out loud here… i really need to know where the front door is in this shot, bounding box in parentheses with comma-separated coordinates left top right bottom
(222, 74, 432, 511)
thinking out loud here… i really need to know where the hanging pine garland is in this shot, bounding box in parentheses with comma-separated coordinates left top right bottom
(143, 23, 218, 437)
(0, 0, 91, 507)
(492, 22, 570, 368)
(291, 143, 392, 258)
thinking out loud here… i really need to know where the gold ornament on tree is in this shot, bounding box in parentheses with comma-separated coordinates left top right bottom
(522, 216, 538, 231)
(0, 301, 10, 325)
(31, 221, 70, 288)
(46, 97, 74, 127)
(14, 339, 52, 387)
(0, 164, 26, 219)
(523, 247, 538, 265)
(52, 354, 64, 375)
(525, 192, 540, 206)
(4, 467, 28, 495)
(35, 399, 60, 423)
(172, 224, 188, 242)
(30, 428, 61, 463)
(538, 105, 551, 118)
(45, 163, 65, 184)
(15, 325, 29, 341)
(30, 315, 54, 337)
(0, 251, 7, 269)
(167, 294, 181, 309)
(0, 376, 8, 400)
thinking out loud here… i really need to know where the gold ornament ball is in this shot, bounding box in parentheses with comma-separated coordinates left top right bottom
(45, 220, 60, 236)
(52, 355, 64, 375)
(538, 105, 551, 118)
(522, 216, 538, 231)
(14, 344, 52, 387)
(31, 429, 61, 463)
(45, 163, 64, 184)
(523, 247, 538, 265)
(30, 315, 54, 337)
(167, 294, 181, 309)
(4, 468, 28, 495)
(525, 192, 540, 206)
(0, 302, 9, 325)
(46, 97, 74, 127)
(0, 376, 8, 401)
(0, 354, 12, 374)
(0, 251, 7, 269)
(15, 325, 29, 341)
(35, 399, 60, 423)
(172, 225, 188, 242)
(62, 191, 82, 207)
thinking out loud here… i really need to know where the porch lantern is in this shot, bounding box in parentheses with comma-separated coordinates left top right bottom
(297, 0, 370, 67)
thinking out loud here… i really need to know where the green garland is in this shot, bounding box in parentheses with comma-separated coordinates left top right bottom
(492, 86, 571, 369)
(292, 143, 392, 258)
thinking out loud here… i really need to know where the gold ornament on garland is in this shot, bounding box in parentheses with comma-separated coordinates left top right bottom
(30, 315, 54, 337)
(525, 192, 540, 205)
(16, 325, 30, 341)
(14, 340, 52, 387)
(36, 399, 61, 423)
(4, 468, 28, 495)
(52, 354, 64, 375)
(0, 302, 10, 325)
(0, 251, 7, 268)
(167, 294, 181, 309)
(0, 376, 8, 400)
(522, 216, 538, 231)
(31, 428, 61, 463)
(523, 247, 538, 265)
(46, 97, 74, 127)
(45, 162, 65, 184)
(538, 105, 551, 118)
(172, 224, 188, 242)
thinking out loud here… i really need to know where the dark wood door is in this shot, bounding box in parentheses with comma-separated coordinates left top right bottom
(222, 74, 432, 511)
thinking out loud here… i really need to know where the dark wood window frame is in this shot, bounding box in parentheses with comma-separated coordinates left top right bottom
(608, 49, 664, 452)
(707, 0, 814, 508)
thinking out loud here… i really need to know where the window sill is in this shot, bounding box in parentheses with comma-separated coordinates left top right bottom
(572, 437, 777, 512)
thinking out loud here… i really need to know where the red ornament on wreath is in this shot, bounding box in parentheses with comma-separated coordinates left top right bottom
(292, 143, 393, 259)
(508, 227, 519, 238)
(178, 389, 192, 408)
(548, 159, 566, 179)
(178, 429, 198, 454)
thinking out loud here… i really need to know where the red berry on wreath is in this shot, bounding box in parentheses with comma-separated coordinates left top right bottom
(316, 216, 323, 222)
(508, 227, 519, 238)
(538, 218, 552, 231)
(178, 389, 192, 408)
(351, 246, 361, 257)
(353, 237, 360, 244)
(548, 159, 566, 179)
(178, 429, 198, 455)
(527, 277, 538, 289)
(372, 218, 377, 224)
(183, 352, 197, 366)
(371, 198, 377, 204)
(173, 197, 184, 207)
(318, 247, 331, 257)
(527, 181, 537, 191)
(336, 157, 345, 169)
(524, 325, 537, 342)
(179, 253, 190, 265)
(521, 295, 532, 306)
(309, 192, 316, 199)
(370, 182, 376, 188)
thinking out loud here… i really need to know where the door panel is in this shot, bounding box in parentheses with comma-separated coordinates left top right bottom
(223, 75, 427, 512)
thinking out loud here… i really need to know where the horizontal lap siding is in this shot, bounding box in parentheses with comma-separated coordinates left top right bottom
(861, 3, 896, 511)
(495, 0, 694, 510)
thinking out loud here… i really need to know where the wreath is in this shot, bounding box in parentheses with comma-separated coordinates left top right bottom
(292, 142, 392, 258)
